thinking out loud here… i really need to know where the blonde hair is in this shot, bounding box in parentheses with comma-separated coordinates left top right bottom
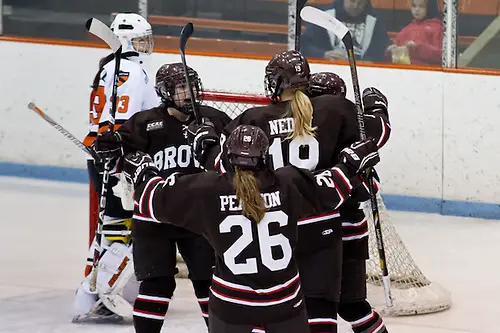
(281, 88, 317, 139)
(233, 167, 266, 223)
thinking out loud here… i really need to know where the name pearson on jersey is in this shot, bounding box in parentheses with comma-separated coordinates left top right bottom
(219, 191, 281, 212)
(269, 117, 294, 136)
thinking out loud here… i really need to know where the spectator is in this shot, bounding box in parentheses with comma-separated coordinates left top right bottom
(386, 0, 443, 65)
(301, 0, 392, 62)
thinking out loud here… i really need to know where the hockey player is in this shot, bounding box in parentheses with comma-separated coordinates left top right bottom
(308, 72, 391, 333)
(121, 124, 381, 333)
(202, 50, 390, 333)
(75, 12, 160, 323)
(93, 63, 231, 332)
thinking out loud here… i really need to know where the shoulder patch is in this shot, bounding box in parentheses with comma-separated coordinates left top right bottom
(118, 71, 130, 87)
(146, 120, 164, 132)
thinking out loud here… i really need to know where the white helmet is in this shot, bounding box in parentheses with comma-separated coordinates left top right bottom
(110, 13, 153, 66)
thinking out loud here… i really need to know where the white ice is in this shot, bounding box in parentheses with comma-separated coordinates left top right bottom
(0, 176, 499, 333)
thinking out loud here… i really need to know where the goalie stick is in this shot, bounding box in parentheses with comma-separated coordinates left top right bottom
(85, 17, 123, 295)
(300, 6, 393, 307)
(179, 22, 202, 124)
(85, 17, 134, 318)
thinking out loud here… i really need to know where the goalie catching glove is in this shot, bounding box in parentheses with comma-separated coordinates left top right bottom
(187, 117, 219, 164)
(339, 138, 380, 174)
(122, 151, 160, 188)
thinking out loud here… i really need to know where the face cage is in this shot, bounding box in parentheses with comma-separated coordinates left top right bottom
(264, 74, 282, 103)
(131, 35, 154, 54)
(158, 74, 204, 114)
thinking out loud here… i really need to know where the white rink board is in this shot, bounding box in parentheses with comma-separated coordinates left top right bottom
(0, 40, 499, 208)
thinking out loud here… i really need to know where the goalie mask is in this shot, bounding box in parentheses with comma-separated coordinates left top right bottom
(155, 63, 204, 115)
(264, 50, 310, 103)
(227, 125, 269, 171)
(308, 72, 347, 98)
(110, 13, 154, 67)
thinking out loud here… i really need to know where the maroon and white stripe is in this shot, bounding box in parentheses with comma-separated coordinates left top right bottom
(210, 273, 301, 306)
(308, 317, 338, 325)
(133, 294, 170, 320)
(297, 211, 340, 226)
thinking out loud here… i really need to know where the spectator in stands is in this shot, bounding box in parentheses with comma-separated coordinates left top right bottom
(301, 0, 391, 62)
(386, 0, 443, 64)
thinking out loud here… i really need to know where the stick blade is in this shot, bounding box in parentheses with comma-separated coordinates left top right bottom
(86, 18, 121, 53)
(180, 22, 194, 52)
(300, 6, 349, 40)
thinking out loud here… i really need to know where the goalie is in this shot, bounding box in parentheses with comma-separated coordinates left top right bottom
(74, 12, 159, 323)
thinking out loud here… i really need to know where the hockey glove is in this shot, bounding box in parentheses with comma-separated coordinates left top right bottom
(93, 131, 124, 160)
(122, 151, 159, 188)
(187, 117, 219, 163)
(339, 138, 380, 174)
(362, 87, 388, 117)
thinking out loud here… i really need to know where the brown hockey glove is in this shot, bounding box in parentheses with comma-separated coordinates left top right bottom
(122, 151, 160, 188)
(363, 87, 388, 117)
(339, 138, 380, 174)
(93, 131, 124, 160)
(187, 117, 219, 163)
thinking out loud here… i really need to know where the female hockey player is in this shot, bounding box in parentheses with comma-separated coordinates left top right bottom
(204, 50, 391, 333)
(75, 12, 160, 323)
(93, 63, 231, 332)
(308, 72, 391, 333)
(121, 124, 381, 333)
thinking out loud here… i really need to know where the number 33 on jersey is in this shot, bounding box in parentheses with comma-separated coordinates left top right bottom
(84, 58, 160, 146)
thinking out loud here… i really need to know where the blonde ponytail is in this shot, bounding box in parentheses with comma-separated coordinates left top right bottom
(233, 167, 266, 223)
(281, 88, 317, 139)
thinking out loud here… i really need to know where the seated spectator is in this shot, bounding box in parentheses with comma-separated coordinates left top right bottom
(386, 0, 443, 65)
(301, 0, 392, 62)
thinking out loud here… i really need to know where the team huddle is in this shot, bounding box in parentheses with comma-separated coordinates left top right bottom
(74, 12, 391, 333)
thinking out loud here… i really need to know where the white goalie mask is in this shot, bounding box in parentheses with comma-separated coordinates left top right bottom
(110, 13, 154, 67)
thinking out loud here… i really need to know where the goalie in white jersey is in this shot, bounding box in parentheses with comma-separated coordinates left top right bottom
(75, 12, 160, 323)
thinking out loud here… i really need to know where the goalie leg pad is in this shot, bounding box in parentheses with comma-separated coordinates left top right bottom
(96, 242, 134, 295)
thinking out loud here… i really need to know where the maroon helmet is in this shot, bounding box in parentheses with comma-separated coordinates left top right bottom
(265, 50, 310, 103)
(307, 72, 347, 98)
(227, 125, 269, 170)
(155, 63, 203, 114)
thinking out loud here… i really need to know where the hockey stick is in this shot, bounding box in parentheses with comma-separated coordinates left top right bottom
(289, 0, 308, 50)
(27, 103, 99, 161)
(300, 6, 393, 307)
(86, 17, 123, 293)
(179, 22, 202, 124)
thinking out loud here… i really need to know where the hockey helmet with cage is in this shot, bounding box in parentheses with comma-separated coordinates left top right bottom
(155, 63, 204, 115)
(264, 50, 310, 103)
(110, 13, 153, 66)
(227, 125, 270, 170)
(308, 72, 347, 98)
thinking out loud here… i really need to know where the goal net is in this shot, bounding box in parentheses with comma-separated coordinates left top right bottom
(89, 90, 452, 316)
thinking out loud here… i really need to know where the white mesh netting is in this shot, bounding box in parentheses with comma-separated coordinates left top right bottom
(199, 90, 452, 316)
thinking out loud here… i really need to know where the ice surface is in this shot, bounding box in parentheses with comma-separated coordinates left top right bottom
(1, 176, 499, 332)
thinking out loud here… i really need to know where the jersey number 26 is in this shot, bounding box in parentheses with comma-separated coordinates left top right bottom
(220, 211, 292, 275)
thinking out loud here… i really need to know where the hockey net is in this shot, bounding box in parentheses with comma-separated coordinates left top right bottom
(89, 90, 451, 316)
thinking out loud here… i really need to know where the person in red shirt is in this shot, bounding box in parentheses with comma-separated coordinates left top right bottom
(386, 0, 443, 65)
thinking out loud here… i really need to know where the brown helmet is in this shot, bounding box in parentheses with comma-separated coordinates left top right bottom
(155, 63, 203, 114)
(307, 72, 347, 98)
(227, 125, 269, 170)
(264, 50, 310, 103)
